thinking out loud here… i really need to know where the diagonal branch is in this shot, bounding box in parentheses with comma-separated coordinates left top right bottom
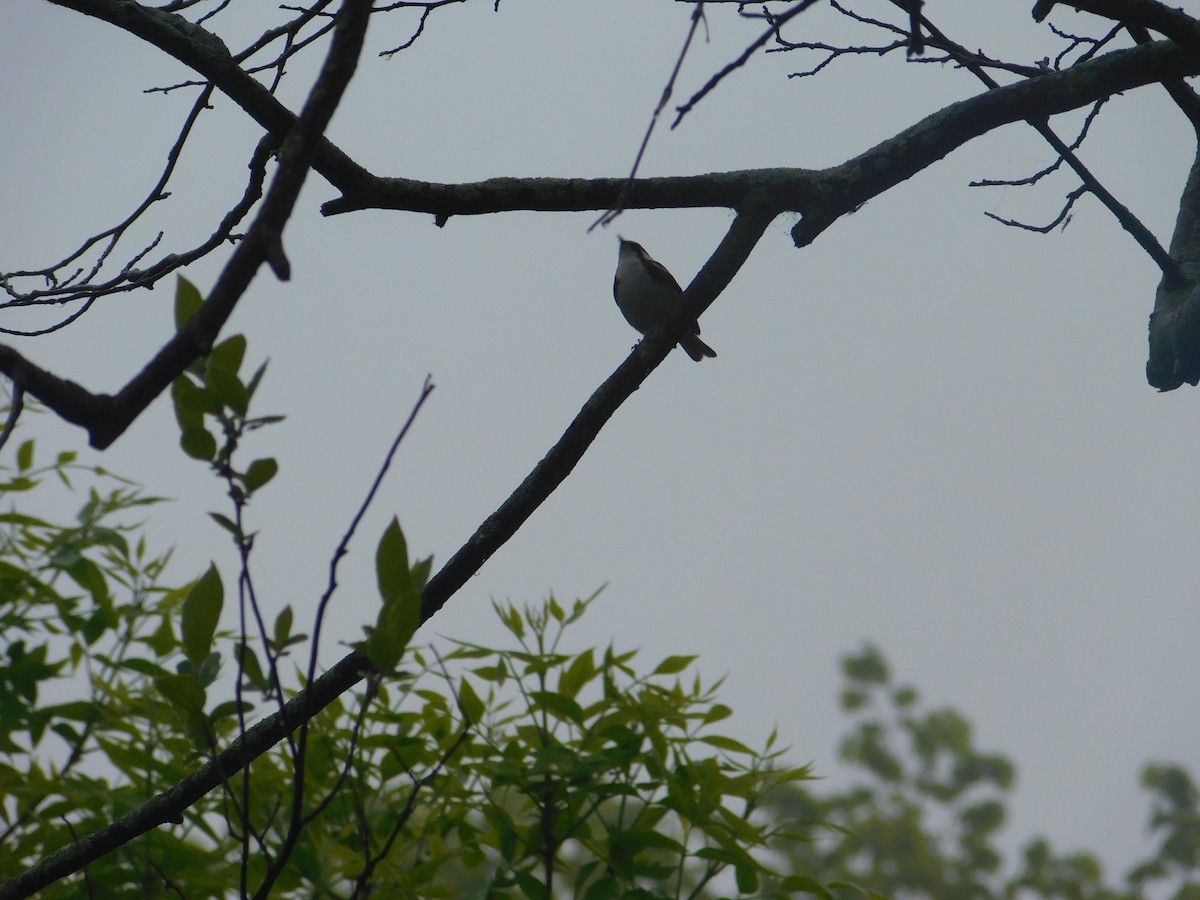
(792, 38, 1200, 246)
(0, 651, 370, 900)
(1038, 0, 1200, 54)
(0, 204, 775, 899)
(905, 4, 1185, 285)
(0, 0, 373, 449)
(421, 206, 776, 621)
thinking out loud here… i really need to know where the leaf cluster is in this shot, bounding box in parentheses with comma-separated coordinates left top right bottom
(0, 442, 827, 898)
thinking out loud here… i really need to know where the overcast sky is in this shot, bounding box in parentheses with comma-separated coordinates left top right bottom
(4, 0, 1199, 886)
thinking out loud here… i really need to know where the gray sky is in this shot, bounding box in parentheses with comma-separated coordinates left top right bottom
(4, 0, 1199, 884)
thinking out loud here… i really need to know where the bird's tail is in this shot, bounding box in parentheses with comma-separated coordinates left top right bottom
(680, 333, 717, 362)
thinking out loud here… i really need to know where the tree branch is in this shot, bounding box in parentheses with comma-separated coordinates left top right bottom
(0, 204, 775, 898)
(1041, 0, 1200, 54)
(321, 39, 1200, 234)
(0, 0, 372, 449)
(1147, 140, 1200, 390)
(908, 6, 1185, 285)
(421, 205, 776, 621)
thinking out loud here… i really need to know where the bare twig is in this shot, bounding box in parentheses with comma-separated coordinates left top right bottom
(0, 0, 373, 450)
(984, 184, 1089, 232)
(970, 99, 1107, 188)
(895, 2, 1186, 285)
(672, 0, 819, 126)
(590, 3, 708, 232)
(309, 375, 434, 692)
(1, 86, 214, 314)
(1045, 0, 1200, 55)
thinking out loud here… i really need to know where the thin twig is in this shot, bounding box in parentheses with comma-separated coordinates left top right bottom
(590, 3, 708, 232)
(672, 0, 819, 127)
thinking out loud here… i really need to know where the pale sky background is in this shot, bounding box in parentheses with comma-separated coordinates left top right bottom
(4, 0, 1200, 888)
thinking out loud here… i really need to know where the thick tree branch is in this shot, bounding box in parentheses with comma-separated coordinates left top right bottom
(1147, 139, 1200, 390)
(1040, 0, 1200, 55)
(806, 39, 1200, 229)
(9, 35, 1196, 447)
(321, 39, 1200, 234)
(0, 0, 372, 449)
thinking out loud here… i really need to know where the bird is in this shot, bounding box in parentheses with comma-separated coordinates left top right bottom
(613, 237, 716, 362)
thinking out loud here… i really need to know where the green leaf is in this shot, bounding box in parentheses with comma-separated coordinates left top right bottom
(780, 876, 833, 898)
(172, 377, 223, 417)
(180, 565, 223, 668)
(154, 672, 206, 714)
(699, 734, 755, 755)
(558, 649, 597, 699)
(207, 334, 246, 376)
(16, 439, 34, 472)
(144, 615, 176, 657)
(174, 276, 204, 330)
(181, 426, 217, 461)
(208, 512, 241, 538)
(42, 701, 100, 723)
(457, 677, 485, 724)
(375, 517, 410, 602)
(273, 605, 293, 650)
(736, 861, 759, 894)
(584, 874, 618, 900)
(64, 557, 109, 607)
(410, 555, 433, 591)
(120, 658, 171, 678)
(197, 651, 221, 687)
(244, 458, 278, 493)
(209, 700, 251, 724)
(247, 414, 286, 428)
(366, 590, 421, 674)
(235, 644, 267, 691)
(171, 377, 202, 432)
(207, 366, 249, 416)
(530, 690, 585, 724)
(703, 703, 732, 724)
(652, 655, 696, 676)
(472, 665, 508, 684)
(245, 360, 269, 401)
(492, 600, 525, 638)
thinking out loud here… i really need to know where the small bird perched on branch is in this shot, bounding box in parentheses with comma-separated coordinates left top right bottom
(613, 238, 717, 362)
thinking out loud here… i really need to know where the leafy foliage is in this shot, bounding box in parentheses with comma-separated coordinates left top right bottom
(0, 420, 822, 897)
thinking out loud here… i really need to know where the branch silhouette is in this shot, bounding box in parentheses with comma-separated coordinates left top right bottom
(0, 203, 774, 899)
